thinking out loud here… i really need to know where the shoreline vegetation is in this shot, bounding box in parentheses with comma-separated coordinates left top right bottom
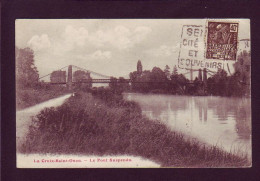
(19, 88, 250, 167)
(16, 84, 70, 110)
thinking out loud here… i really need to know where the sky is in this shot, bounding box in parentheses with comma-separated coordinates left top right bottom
(15, 19, 250, 79)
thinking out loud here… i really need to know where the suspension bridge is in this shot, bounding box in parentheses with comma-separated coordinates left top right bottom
(39, 64, 217, 85)
(39, 65, 114, 85)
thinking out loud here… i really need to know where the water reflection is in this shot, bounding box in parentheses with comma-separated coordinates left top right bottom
(195, 97, 208, 122)
(124, 93, 251, 156)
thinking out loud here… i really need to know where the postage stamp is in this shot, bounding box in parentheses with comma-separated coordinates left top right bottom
(206, 21, 239, 61)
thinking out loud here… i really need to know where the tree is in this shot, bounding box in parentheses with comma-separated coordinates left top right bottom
(226, 73, 245, 97)
(189, 77, 204, 95)
(137, 60, 143, 76)
(109, 77, 118, 91)
(176, 74, 188, 94)
(207, 69, 228, 96)
(233, 50, 251, 96)
(172, 65, 178, 76)
(130, 70, 152, 93)
(138, 70, 152, 93)
(164, 65, 171, 79)
(206, 77, 216, 95)
(170, 73, 188, 94)
(129, 71, 138, 91)
(117, 77, 130, 93)
(150, 67, 168, 91)
(233, 50, 251, 83)
(16, 47, 39, 88)
(73, 70, 92, 91)
(50, 71, 66, 83)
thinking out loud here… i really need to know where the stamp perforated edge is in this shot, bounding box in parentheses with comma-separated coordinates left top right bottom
(204, 19, 240, 62)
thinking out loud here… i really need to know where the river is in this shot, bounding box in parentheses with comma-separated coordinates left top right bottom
(124, 93, 251, 157)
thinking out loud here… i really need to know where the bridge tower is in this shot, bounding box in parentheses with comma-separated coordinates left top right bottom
(198, 69, 202, 81)
(190, 69, 193, 81)
(203, 68, 207, 93)
(67, 65, 73, 90)
(189, 63, 193, 81)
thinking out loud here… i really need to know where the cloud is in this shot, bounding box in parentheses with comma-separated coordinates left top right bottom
(88, 30, 111, 47)
(60, 25, 89, 51)
(27, 34, 51, 51)
(52, 25, 152, 56)
(91, 50, 112, 59)
(50, 26, 90, 55)
(132, 26, 152, 43)
(88, 25, 152, 50)
(76, 50, 112, 61)
(146, 44, 179, 57)
(115, 25, 131, 36)
(63, 26, 88, 46)
(111, 26, 152, 50)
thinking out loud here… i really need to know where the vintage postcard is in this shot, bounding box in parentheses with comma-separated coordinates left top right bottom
(15, 19, 251, 168)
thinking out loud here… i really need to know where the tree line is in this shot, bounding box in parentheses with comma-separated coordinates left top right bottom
(16, 47, 250, 97)
(109, 51, 251, 97)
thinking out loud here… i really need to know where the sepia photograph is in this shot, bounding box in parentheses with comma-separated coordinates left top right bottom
(15, 19, 251, 168)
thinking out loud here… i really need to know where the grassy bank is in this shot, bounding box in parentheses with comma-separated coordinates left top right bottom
(16, 85, 70, 110)
(19, 88, 250, 167)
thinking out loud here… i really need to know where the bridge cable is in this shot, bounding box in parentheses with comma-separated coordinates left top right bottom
(226, 63, 232, 75)
(72, 65, 111, 79)
(39, 65, 69, 80)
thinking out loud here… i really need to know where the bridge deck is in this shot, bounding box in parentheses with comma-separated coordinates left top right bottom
(49, 79, 198, 84)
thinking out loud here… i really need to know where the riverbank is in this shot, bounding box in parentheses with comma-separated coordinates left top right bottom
(16, 94, 72, 150)
(124, 90, 251, 98)
(16, 86, 70, 110)
(18, 89, 250, 167)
